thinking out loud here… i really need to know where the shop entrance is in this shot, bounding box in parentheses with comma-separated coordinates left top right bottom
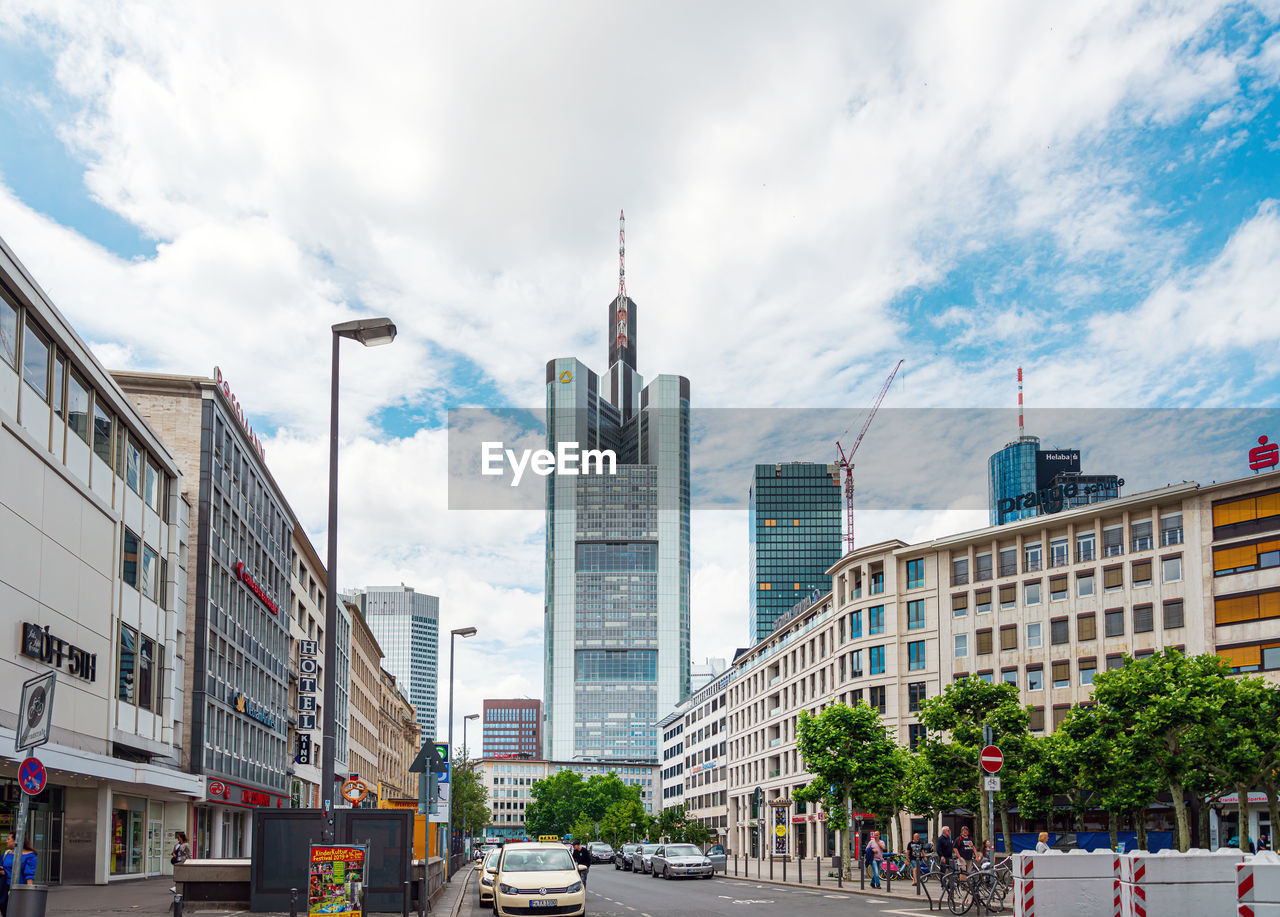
(0, 782, 63, 884)
(111, 795, 147, 876)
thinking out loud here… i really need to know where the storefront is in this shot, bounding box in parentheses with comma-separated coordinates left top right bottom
(194, 777, 292, 858)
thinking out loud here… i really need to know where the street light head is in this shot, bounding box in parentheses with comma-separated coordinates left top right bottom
(333, 317, 397, 347)
(452, 626, 478, 638)
(465, 713, 479, 721)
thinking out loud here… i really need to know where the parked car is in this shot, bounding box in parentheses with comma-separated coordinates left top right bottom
(635, 843, 663, 874)
(650, 843, 715, 880)
(705, 843, 727, 873)
(589, 842, 615, 863)
(477, 848, 502, 909)
(615, 843, 642, 870)
(493, 843, 586, 917)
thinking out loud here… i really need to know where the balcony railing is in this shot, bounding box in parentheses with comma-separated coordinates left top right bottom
(768, 770, 781, 778)
(769, 738, 783, 748)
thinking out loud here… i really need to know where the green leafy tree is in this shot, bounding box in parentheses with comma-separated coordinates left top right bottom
(451, 758, 491, 843)
(570, 812, 596, 843)
(525, 770, 586, 839)
(600, 797, 648, 847)
(794, 702, 903, 878)
(580, 773, 641, 823)
(685, 820, 713, 848)
(658, 804, 690, 842)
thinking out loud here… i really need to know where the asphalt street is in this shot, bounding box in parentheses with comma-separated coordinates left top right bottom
(462, 864, 938, 917)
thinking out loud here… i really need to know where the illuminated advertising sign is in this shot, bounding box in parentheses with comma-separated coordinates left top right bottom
(236, 561, 279, 614)
(213, 366, 266, 460)
(308, 845, 366, 917)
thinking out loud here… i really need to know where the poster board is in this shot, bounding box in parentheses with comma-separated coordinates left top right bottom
(309, 844, 367, 917)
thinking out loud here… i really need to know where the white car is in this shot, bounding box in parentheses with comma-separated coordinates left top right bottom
(477, 848, 502, 909)
(635, 843, 662, 874)
(494, 842, 586, 917)
(650, 843, 715, 879)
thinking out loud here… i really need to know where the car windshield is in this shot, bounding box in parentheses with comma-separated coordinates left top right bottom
(596, 845, 612, 852)
(484, 850, 501, 868)
(664, 845, 702, 857)
(624, 844, 640, 852)
(641, 844, 660, 854)
(502, 848, 575, 872)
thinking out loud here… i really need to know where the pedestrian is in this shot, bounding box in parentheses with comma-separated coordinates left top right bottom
(1035, 831, 1051, 854)
(978, 840, 994, 869)
(171, 831, 192, 866)
(936, 826, 955, 872)
(866, 830, 886, 888)
(956, 826, 976, 872)
(573, 841, 592, 887)
(907, 831, 924, 885)
(0, 833, 37, 917)
(1261, 832, 1272, 852)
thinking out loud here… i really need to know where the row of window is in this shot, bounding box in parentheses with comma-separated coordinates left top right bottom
(955, 601, 1186, 658)
(117, 624, 164, 712)
(953, 555, 1183, 614)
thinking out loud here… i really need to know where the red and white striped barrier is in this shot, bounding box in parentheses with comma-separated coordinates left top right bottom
(1118, 848, 1244, 917)
(1238, 850, 1280, 917)
(1013, 851, 1117, 917)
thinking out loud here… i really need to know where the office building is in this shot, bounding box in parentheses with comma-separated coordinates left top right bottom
(116, 368, 296, 856)
(377, 670, 420, 802)
(748, 463, 842, 642)
(480, 757, 658, 841)
(1, 236, 200, 883)
(355, 586, 439, 736)
(285, 529, 328, 809)
(345, 598, 382, 805)
(989, 435, 1122, 526)
(690, 657, 728, 693)
(543, 239, 691, 762)
(658, 670, 731, 844)
(482, 698, 541, 759)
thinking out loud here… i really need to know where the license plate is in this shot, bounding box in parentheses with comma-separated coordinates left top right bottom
(530, 900, 558, 908)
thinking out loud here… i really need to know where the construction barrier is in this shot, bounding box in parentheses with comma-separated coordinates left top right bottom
(1118, 848, 1244, 917)
(1012, 850, 1118, 917)
(1238, 850, 1280, 917)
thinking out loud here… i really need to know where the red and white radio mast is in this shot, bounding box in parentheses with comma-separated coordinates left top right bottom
(615, 210, 628, 356)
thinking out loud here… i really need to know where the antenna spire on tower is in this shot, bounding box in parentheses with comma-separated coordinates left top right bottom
(616, 210, 628, 357)
(1018, 366, 1024, 438)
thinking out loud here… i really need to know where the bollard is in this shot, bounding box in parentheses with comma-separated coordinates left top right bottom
(817, 856, 821, 886)
(289, 887, 299, 917)
(172, 890, 184, 917)
(770, 855, 774, 880)
(798, 857, 802, 885)
(420, 875, 429, 917)
(402, 880, 411, 917)
(783, 857, 787, 883)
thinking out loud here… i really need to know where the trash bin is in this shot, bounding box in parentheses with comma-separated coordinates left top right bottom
(8, 884, 49, 917)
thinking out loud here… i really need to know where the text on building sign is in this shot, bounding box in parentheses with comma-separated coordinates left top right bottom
(213, 366, 266, 461)
(22, 623, 97, 681)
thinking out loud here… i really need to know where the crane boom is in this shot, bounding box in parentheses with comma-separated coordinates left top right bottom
(835, 359, 904, 552)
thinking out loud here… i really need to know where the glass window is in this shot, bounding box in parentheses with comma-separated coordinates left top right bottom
(908, 641, 926, 671)
(870, 645, 885, 675)
(976, 630, 993, 655)
(1050, 618, 1069, 645)
(1024, 543, 1043, 572)
(1050, 576, 1068, 601)
(52, 355, 65, 417)
(907, 600, 926, 630)
(22, 321, 50, 400)
(1131, 519, 1153, 552)
(1026, 666, 1043, 690)
(1162, 555, 1182, 583)
(1163, 599, 1185, 630)
(93, 402, 114, 467)
(999, 547, 1017, 577)
(1133, 604, 1154, 634)
(118, 624, 136, 703)
(1160, 513, 1184, 547)
(952, 594, 968, 617)
(0, 295, 17, 368)
(1079, 661, 1096, 685)
(145, 460, 160, 511)
(1025, 581, 1042, 605)
(908, 682, 927, 711)
(951, 557, 969, 586)
(1078, 614, 1097, 641)
(954, 634, 968, 658)
(1106, 654, 1124, 671)
(975, 552, 993, 581)
(1052, 661, 1070, 689)
(1104, 566, 1124, 590)
(1026, 622, 1042, 648)
(999, 584, 1016, 609)
(1076, 531, 1096, 563)
(1077, 572, 1095, 597)
(138, 636, 155, 711)
(141, 544, 159, 600)
(1132, 560, 1152, 586)
(1103, 525, 1124, 557)
(1000, 625, 1017, 651)
(1105, 608, 1125, 637)
(1050, 538, 1069, 568)
(906, 559, 925, 589)
(126, 439, 141, 493)
(869, 605, 885, 635)
(122, 528, 140, 588)
(1002, 668, 1017, 686)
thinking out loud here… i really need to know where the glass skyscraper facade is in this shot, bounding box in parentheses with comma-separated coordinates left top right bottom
(543, 291, 690, 763)
(357, 586, 440, 737)
(989, 436, 1123, 525)
(747, 463, 843, 643)
(988, 437, 1041, 526)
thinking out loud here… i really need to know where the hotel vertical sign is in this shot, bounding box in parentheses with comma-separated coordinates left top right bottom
(296, 639, 319, 766)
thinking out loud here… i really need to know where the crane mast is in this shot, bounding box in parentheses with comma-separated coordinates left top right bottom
(835, 359, 904, 552)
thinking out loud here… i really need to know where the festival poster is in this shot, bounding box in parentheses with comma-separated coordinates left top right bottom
(308, 845, 366, 917)
(772, 806, 788, 856)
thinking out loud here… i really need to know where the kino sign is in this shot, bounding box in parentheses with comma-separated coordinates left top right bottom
(295, 639, 319, 765)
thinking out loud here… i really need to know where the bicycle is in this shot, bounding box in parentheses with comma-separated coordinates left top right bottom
(919, 858, 964, 912)
(863, 851, 909, 885)
(950, 867, 1008, 915)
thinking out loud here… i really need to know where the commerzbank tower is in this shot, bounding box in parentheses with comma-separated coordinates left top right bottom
(542, 212, 691, 762)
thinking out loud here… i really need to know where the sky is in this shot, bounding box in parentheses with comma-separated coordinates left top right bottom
(2, 0, 1280, 752)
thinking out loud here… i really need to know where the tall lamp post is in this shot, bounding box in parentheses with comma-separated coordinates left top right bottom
(320, 317, 397, 842)
(461, 712, 479, 857)
(446, 626, 477, 873)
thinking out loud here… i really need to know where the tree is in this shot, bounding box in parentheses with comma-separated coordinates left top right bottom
(658, 804, 690, 842)
(600, 797, 648, 847)
(525, 770, 586, 839)
(570, 812, 596, 843)
(685, 819, 713, 848)
(1089, 649, 1235, 851)
(794, 702, 903, 878)
(451, 758, 491, 843)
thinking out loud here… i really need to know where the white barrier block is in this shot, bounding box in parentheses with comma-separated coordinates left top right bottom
(1121, 848, 1245, 885)
(1017, 875, 1113, 917)
(1239, 852, 1280, 904)
(1237, 903, 1280, 917)
(1119, 878, 1235, 916)
(1014, 849, 1118, 880)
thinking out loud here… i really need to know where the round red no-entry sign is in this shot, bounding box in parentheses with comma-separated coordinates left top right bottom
(980, 745, 1003, 774)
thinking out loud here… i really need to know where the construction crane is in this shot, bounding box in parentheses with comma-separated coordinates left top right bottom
(835, 359, 904, 553)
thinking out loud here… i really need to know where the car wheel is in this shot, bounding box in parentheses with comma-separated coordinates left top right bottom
(651, 865, 659, 878)
(663, 869, 671, 880)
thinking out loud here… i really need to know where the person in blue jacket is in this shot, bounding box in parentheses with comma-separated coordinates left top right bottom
(0, 832, 38, 917)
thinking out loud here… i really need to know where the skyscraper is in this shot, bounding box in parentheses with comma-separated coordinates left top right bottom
(543, 214, 691, 762)
(747, 463, 843, 642)
(355, 586, 440, 736)
(482, 698, 542, 758)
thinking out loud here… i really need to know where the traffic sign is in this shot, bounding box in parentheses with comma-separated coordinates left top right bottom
(18, 757, 46, 795)
(980, 744, 1004, 774)
(983, 775, 1001, 792)
(15, 671, 57, 753)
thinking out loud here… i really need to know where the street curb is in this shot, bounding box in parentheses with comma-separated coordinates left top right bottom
(718, 872, 923, 904)
(450, 869, 473, 917)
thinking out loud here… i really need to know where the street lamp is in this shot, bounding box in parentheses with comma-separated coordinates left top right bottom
(320, 317, 397, 841)
(462, 713, 479, 856)
(446, 626, 477, 873)
(631, 822, 636, 843)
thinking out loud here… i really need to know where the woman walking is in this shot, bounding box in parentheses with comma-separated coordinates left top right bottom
(171, 831, 192, 866)
(0, 833, 38, 917)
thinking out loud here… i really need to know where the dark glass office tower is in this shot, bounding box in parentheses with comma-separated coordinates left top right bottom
(544, 290, 691, 762)
(989, 436, 1123, 525)
(747, 463, 843, 643)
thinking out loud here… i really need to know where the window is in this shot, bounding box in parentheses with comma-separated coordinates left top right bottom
(1131, 519, 1153, 552)
(1029, 707, 1045, 731)
(1026, 666, 1044, 690)
(1105, 608, 1125, 637)
(908, 724, 926, 750)
(999, 547, 1017, 577)
(1000, 624, 1017, 651)
(1053, 705, 1071, 729)
(118, 624, 136, 703)
(1052, 661, 1070, 689)
(1026, 622, 1042, 648)
(1002, 668, 1017, 686)
(138, 636, 155, 711)
(1050, 618, 1069, 645)
(0, 296, 16, 368)
(122, 528, 140, 588)
(976, 630, 993, 656)
(1050, 575, 1068, 601)
(1077, 613, 1096, 642)
(908, 682, 927, 711)
(1162, 555, 1182, 583)
(1050, 537, 1069, 568)
(1215, 592, 1280, 625)
(1077, 572, 1095, 597)
(908, 641, 926, 671)
(848, 611, 862, 638)
(1079, 660, 1096, 686)
(145, 460, 161, 511)
(954, 634, 968, 658)
(849, 650, 863, 677)
(869, 686, 886, 714)
(1163, 599, 1185, 630)
(977, 671, 994, 683)
(1133, 604, 1154, 634)
(141, 544, 159, 600)
(906, 559, 925, 589)
(1160, 512, 1184, 547)
(1076, 531, 1096, 563)
(1132, 560, 1152, 587)
(1103, 566, 1123, 591)
(1215, 540, 1280, 575)
(869, 605, 885, 635)
(870, 571, 884, 594)
(1103, 525, 1124, 557)
(869, 645, 885, 675)
(92, 403, 114, 467)
(21, 321, 50, 400)
(975, 552, 993, 581)
(999, 584, 1016, 609)
(975, 590, 992, 614)
(952, 557, 969, 586)
(1025, 543, 1043, 572)
(1025, 581, 1042, 605)
(126, 439, 142, 493)
(1106, 654, 1124, 671)
(908, 599, 926, 630)
(952, 594, 968, 617)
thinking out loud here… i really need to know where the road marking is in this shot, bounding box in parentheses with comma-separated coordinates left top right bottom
(824, 894, 845, 898)
(719, 895, 733, 899)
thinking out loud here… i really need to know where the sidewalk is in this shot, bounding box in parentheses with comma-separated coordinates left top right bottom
(720, 862, 925, 904)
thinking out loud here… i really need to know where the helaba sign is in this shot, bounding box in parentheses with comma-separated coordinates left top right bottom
(480, 441, 617, 486)
(998, 476, 1124, 518)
